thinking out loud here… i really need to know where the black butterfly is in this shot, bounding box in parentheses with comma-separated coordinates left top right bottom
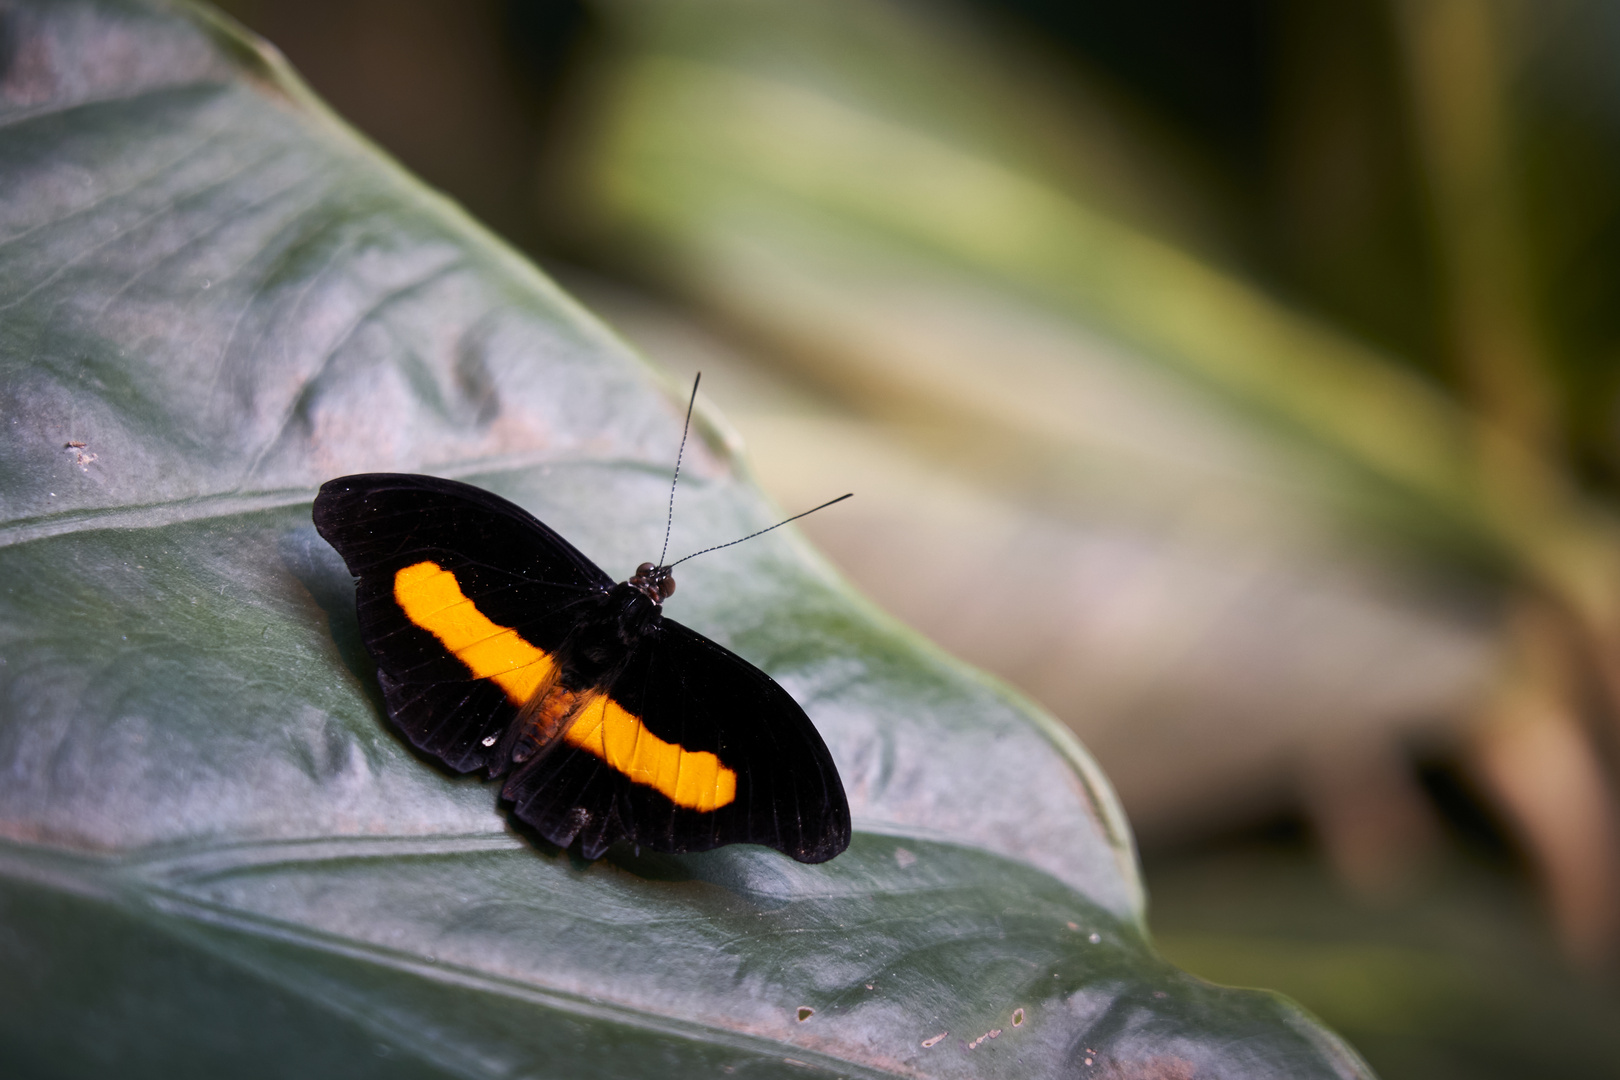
(312, 464, 851, 864)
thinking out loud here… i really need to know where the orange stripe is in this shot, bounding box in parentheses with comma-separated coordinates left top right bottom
(392, 560, 736, 811)
(393, 561, 555, 703)
(564, 694, 737, 812)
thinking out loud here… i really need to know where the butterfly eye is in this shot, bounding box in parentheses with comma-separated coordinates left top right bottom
(658, 573, 676, 599)
(636, 562, 656, 578)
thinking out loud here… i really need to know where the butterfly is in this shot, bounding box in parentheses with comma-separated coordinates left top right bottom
(311, 391, 851, 864)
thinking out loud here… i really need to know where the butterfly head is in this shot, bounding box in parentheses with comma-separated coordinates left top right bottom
(628, 562, 677, 606)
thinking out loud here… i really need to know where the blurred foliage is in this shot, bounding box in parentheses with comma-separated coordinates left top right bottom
(1145, 822, 1620, 1080)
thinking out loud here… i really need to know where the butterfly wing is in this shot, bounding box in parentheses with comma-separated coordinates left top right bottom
(312, 473, 612, 773)
(314, 472, 850, 864)
(501, 618, 852, 863)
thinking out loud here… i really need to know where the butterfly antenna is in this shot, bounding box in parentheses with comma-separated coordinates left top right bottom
(669, 493, 853, 569)
(659, 373, 701, 569)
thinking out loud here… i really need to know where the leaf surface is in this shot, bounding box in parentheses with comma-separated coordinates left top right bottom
(0, 2, 1372, 1076)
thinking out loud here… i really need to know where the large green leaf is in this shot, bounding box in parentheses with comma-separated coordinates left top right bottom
(0, 2, 1373, 1076)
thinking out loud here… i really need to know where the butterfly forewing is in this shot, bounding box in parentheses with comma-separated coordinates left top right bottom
(312, 472, 851, 863)
(314, 473, 607, 773)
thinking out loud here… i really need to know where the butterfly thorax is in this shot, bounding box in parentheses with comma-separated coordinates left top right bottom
(503, 583, 662, 764)
(549, 567, 670, 693)
(557, 583, 663, 687)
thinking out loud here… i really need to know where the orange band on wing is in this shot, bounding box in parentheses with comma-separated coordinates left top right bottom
(393, 560, 555, 704)
(564, 694, 737, 812)
(392, 560, 737, 812)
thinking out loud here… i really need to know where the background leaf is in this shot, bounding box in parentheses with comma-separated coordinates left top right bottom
(0, 1, 1373, 1076)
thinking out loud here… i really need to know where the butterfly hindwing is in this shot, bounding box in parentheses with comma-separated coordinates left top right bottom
(501, 619, 851, 863)
(373, 673, 514, 774)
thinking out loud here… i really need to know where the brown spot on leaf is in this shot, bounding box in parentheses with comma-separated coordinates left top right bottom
(1011, 1008, 1025, 1027)
(796, 1007, 814, 1022)
(1092, 1056, 1195, 1080)
(920, 1032, 947, 1049)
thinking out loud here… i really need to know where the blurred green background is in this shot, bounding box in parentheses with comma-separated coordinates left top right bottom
(209, 1, 1620, 1075)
